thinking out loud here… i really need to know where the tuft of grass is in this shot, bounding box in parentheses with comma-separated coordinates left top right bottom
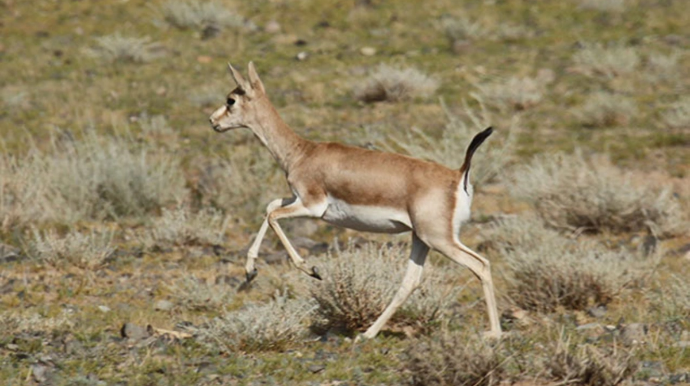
(0, 311, 75, 334)
(475, 76, 548, 111)
(511, 151, 687, 236)
(166, 276, 235, 312)
(575, 91, 635, 127)
(354, 64, 439, 103)
(406, 331, 505, 386)
(189, 290, 316, 352)
(579, 0, 626, 12)
(141, 206, 229, 249)
(386, 98, 516, 187)
(647, 51, 681, 80)
(26, 227, 116, 270)
(310, 241, 461, 334)
(662, 96, 690, 129)
(573, 43, 640, 78)
(441, 16, 485, 46)
(160, 0, 243, 35)
(86, 33, 164, 63)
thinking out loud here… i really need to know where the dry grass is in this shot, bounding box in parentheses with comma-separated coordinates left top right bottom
(310, 241, 462, 334)
(354, 64, 439, 103)
(160, 0, 243, 34)
(579, 0, 626, 12)
(166, 276, 235, 312)
(511, 151, 686, 236)
(573, 44, 640, 78)
(25, 228, 116, 270)
(86, 33, 164, 63)
(406, 332, 505, 386)
(386, 98, 516, 187)
(441, 16, 485, 45)
(0, 311, 75, 334)
(189, 290, 316, 352)
(140, 206, 230, 249)
(475, 76, 548, 111)
(575, 91, 636, 127)
(662, 96, 690, 129)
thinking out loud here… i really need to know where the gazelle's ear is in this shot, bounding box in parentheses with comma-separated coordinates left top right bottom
(247, 61, 266, 94)
(228, 63, 249, 90)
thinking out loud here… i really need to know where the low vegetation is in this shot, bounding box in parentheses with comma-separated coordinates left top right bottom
(573, 43, 640, 78)
(86, 33, 164, 63)
(354, 64, 439, 103)
(26, 228, 115, 270)
(160, 0, 244, 36)
(141, 206, 229, 249)
(575, 91, 636, 127)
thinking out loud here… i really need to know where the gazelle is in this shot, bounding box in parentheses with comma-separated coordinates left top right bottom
(209, 62, 501, 339)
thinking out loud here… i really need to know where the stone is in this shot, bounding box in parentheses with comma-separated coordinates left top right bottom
(296, 51, 308, 61)
(620, 323, 648, 345)
(31, 364, 52, 383)
(587, 306, 607, 318)
(360, 47, 376, 56)
(120, 323, 150, 340)
(154, 300, 174, 312)
(308, 364, 325, 373)
(196, 55, 213, 64)
(0, 242, 21, 263)
(98, 305, 111, 313)
(264, 20, 281, 34)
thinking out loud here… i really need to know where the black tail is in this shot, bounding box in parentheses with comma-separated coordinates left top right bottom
(459, 127, 493, 194)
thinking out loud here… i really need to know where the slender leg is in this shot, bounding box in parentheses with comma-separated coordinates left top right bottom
(436, 240, 501, 338)
(361, 233, 430, 339)
(244, 198, 285, 282)
(267, 199, 324, 279)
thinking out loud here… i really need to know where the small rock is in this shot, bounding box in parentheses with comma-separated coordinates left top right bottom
(0, 242, 21, 263)
(215, 275, 241, 287)
(360, 47, 376, 56)
(31, 364, 52, 383)
(154, 300, 174, 311)
(98, 305, 111, 313)
(620, 323, 648, 345)
(296, 51, 308, 61)
(121, 323, 150, 340)
(264, 20, 281, 34)
(669, 373, 690, 384)
(197, 55, 213, 64)
(576, 323, 605, 339)
(587, 306, 607, 318)
(294, 39, 308, 46)
(308, 364, 325, 374)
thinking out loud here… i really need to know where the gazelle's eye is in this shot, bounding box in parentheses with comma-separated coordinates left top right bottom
(226, 97, 235, 106)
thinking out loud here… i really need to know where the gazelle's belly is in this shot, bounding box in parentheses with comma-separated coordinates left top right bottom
(321, 196, 412, 233)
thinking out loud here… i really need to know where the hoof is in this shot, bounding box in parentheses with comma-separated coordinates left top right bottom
(310, 266, 322, 281)
(245, 268, 258, 283)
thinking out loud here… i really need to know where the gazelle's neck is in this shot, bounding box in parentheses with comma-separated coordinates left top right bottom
(249, 98, 307, 172)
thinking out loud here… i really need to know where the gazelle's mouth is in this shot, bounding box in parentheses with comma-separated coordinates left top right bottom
(212, 124, 229, 133)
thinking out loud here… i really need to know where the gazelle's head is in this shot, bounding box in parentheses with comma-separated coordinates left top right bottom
(209, 61, 267, 133)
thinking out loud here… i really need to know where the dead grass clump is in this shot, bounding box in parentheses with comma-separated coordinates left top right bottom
(579, 0, 626, 12)
(406, 332, 505, 386)
(166, 276, 234, 311)
(190, 290, 316, 352)
(575, 91, 635, 127)
(649, 274, 690, 320)
(354, 64, 439, 103)
(26, 228, 115, 270)
(511, 152, 686, 236)
(482, 214, 562, 253)
(475, 76, 548, 111)
(160, 0, 243, 34)
(86, 33, 164, 63)
(545, 336, 637, 386)
(386, 98, 516, 187)
(0, 311, 75, 334)
(141, 206, 229, 249)
(310, 242, 461, 334)
(662, 96, 690, 129)
(573, 44, 640, 78)
(441, 16, 485, 46)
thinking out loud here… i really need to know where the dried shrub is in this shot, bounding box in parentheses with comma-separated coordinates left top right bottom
(311, 242, 461, 333)
(141, 206, 229, 249)
(475, 76, 548, 111)
(354, 64, 439, 103)
(575, 91, 635, 127)
(166, 276, 234, 311)
(545, 336, 637, 386)
(579, 0, 626, 12)
(26, 228, 115, 270)
(510, 151, 686, 236)
(86, 33, 164, 63)
(406, 332, 505, 386)
(441, 16, 485, 44)
(385, 98, 516, 187)
(647, 51, 681, 81)
(160, 0, 243, 34)
(0, 311, 75, 334)
(573, 44, 640, 78)
(189, 290, 316, 352)
(648, 274, 690, 320)
(482, 214, 562, 253)
(662, 96, 690, 129)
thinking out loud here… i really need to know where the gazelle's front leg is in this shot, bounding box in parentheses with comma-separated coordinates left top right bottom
(267, 198, 326, 280)
(245, 198, 288, 283)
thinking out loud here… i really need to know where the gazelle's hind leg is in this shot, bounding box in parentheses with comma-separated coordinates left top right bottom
(433, 239, 502, 338)
(361, 233, 430, 339)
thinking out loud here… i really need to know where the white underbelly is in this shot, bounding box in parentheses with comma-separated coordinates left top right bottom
(321, 196, 412, 233)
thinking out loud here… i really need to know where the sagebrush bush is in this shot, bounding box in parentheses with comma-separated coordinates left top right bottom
(141, 206, 229, 249)
(26, 228, 115, 270)
(166, 276, 234, 311)
(441, 16, 485, 46)
(189, 290, 316, 352)
(647, 52, 680, 80)
(475, 76, 547, 111)
(575, 91, 635, 127)
(573, 44, 640, 78)
(86, 33, 163, 63)
(406, 332, 505, 386)
(482, 214, 562, 253)
(511, 151, 686, 236)
(354, 64, 439, 103)
(0, 311, 74, 334)
(545, 336, 637, 386)
(160, 0, 243, 33)
(310, 242, 461, 333)
(1, 132, 187, 225)
(386, 98, 516, 187)
(662, 96, 690, 129)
